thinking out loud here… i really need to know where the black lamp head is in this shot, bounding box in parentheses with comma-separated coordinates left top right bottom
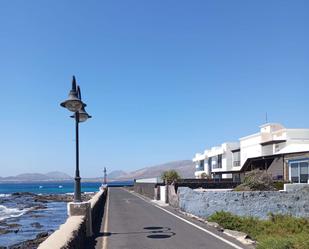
(60, 76, 84, 112)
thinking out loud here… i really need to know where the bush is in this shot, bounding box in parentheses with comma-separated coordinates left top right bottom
(200, 172, 211, 179)
(234, 170, 276, 191)
(258, 237, 293, 249)
(208, 211, 309, 249)
(273, 181, 285, 190)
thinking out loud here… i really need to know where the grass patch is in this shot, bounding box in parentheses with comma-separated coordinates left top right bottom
(208, 211, 309, 249)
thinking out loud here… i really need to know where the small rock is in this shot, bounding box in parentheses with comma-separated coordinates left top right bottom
(31, 222, 43, 229)
(0, 228, 9, 235)
(223, 229, 255, 245)
(206, 221, 223, 231)
(36, 231, 49, 239)
(6, 223, 21, 229)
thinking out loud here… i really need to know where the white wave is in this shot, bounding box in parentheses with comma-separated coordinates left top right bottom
(0, 194, 11, 198)
(65, 192, 74, 195)
(0, 205, 28, 221)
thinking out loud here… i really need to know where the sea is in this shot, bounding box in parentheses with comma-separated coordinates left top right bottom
(0, 181, 133, 247)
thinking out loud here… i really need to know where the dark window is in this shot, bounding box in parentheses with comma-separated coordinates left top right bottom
(199, 160, 205, 171)
(300, 162, 308, 183)
(217, 155, 222, 168)
(291, 163, 299, 183)
(208, 157, 212, 170)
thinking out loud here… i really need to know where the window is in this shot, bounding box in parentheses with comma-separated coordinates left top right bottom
(211, 155, 222, 169)
(199, 160, 205, 171)
(300, 162, 309, 183)
(233, 151, 240, 167)
(208, 157, 212, 170)
(290, 163, 299, 183)
(289, 160, 309, 183)
(217, 155, 222, 168)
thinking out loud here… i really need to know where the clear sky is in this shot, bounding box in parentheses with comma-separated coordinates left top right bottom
(0, 1, 308, 177)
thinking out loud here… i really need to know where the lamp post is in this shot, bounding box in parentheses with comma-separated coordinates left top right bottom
(103, 167, 107, 185)
(60, 76, 91, 202)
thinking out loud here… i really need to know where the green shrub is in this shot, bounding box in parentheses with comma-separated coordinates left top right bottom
(234, 170, 276, 191)
(258, 236, 293, 249)
(273, 181, 285, 190)
(208, 211, 309, 249)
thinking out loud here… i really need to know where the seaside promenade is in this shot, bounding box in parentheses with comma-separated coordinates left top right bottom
(89, 188, 250, 249)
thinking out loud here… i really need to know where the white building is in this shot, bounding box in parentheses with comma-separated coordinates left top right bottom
(194, 123, 309, 183)
(194, 142, 239, 179)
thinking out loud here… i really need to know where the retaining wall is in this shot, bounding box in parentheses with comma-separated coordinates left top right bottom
(38, 188, 107, 249)
(177, 185, 309, 220)
(134, 182, 163, 199)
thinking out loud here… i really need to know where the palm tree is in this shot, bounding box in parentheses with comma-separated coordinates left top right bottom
(161, 170, 181, 184)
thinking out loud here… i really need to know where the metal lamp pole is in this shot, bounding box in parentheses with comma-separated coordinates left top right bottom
(74, 111, 81, 202)
(60, 76, 91, 203)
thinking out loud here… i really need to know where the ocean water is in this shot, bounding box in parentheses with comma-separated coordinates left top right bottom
(0, 180, 133, 195)
(0, 181, 133, 247)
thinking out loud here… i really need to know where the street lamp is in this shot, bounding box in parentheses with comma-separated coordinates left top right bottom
(60, 76, 91, 202)
(103, 167, 107, 185)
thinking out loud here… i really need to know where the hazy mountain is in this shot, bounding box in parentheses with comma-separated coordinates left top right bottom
(0, 171, 73, 182)
(108, 160, 195, 181)
(45, 171, 72, 180)
(107, 170, 128, 179)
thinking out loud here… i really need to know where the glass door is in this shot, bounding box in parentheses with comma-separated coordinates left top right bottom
(300, 162, 309, 183)
(290, 163, 299, 183)
(289, 160, 309, 183)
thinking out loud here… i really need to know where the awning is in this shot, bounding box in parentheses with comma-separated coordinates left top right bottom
(275, 144, 309, 155)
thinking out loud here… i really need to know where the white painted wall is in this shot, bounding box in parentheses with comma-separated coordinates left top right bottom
(160, 186, 166, 202)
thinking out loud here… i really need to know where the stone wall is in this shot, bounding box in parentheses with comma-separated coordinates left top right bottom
(38, 188, 107, 249)
(134, 182, 160, 199)
(90, 188, 107, 233)
(177, 185, 309, 219)
(38, 216, 87, 249)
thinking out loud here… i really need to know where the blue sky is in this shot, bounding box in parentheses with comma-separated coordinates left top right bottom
(0, 1, 308, 177)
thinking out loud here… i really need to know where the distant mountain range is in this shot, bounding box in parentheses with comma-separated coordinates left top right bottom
(0, 171, 73, 182)
(106, 160, 195, 181)
(0, 160, 195, 182)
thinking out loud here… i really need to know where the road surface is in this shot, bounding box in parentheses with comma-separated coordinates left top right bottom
(90, 188, 250, 249)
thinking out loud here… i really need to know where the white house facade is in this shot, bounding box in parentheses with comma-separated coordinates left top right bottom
(193, 142, 239, 179)
(194, 123, 309, 183)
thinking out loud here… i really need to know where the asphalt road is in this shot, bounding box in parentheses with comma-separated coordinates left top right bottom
(91, 188, 250, 249)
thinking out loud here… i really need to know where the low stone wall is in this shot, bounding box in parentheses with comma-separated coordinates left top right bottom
(38, 188, 107, 249)
(134, 182, 162, 199)
(38, 216, 86, 249)
(90, 187, 107, 233)
(177, 185, 309, 219)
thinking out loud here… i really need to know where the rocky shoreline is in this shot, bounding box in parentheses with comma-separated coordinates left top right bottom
(0, 192, 94, 249)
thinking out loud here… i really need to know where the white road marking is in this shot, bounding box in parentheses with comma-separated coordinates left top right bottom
(126, 189, 245, 249)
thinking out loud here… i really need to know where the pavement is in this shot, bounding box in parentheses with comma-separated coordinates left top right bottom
(89, 187, 252, 249)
